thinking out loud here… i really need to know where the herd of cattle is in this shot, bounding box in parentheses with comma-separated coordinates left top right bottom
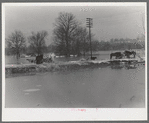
(26, 50, 137, 64)
(110, 50, 136, 59)
(91, 50, 137, 60)
(26, 54, 55, 64)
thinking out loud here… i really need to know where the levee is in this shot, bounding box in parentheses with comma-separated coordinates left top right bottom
(5, 58, 145, 77)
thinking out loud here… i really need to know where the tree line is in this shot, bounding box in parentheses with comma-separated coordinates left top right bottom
(5, 12, 145, 59)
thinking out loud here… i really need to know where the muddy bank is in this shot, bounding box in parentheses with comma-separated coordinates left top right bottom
(5, 61, 110, 78)
(5, 58, 145, 78)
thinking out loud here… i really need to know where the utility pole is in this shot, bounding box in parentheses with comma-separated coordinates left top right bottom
(86, 18, 93, 58)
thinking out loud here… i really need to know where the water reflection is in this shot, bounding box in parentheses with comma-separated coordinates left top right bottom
(110, 62, 144, 70)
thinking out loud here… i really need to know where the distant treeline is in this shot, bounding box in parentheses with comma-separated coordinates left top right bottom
(91, 38, 145, 51)
(48, 38, 144, 55)
(5, 38, 144, 56)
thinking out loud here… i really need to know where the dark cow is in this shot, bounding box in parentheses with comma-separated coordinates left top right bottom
(110, 52, 123, 59)
(91, 57, 97, 60)
(123, 50, 136, 58)
(36, 54, 43, 64)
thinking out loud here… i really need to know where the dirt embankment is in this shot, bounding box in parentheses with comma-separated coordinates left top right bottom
(5, 61, 110, 78)
(5, 58, 145, 78)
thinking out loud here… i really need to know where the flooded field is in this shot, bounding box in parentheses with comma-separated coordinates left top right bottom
(5, 50, 145, 108)
(5, 50, 145, 64)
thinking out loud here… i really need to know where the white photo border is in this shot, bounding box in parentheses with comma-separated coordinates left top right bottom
(2, 2, 147, 121)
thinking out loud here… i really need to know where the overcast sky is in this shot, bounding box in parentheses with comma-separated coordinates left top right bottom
(4, 3, 145, 45)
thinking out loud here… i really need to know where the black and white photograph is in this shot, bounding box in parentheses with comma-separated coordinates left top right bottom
(2, 2, 147, 121)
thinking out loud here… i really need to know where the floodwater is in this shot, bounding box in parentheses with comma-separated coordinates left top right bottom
(5, 50, 145, 64)
(5, 65, 145, 108)
(5, 50, 145, 108)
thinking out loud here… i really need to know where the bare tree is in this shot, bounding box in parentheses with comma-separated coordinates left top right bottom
(53, 12, 80, 57)
(6, 30, 26, 59)
(72, 26, 88, 56)
(28, 31, 48, 56)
